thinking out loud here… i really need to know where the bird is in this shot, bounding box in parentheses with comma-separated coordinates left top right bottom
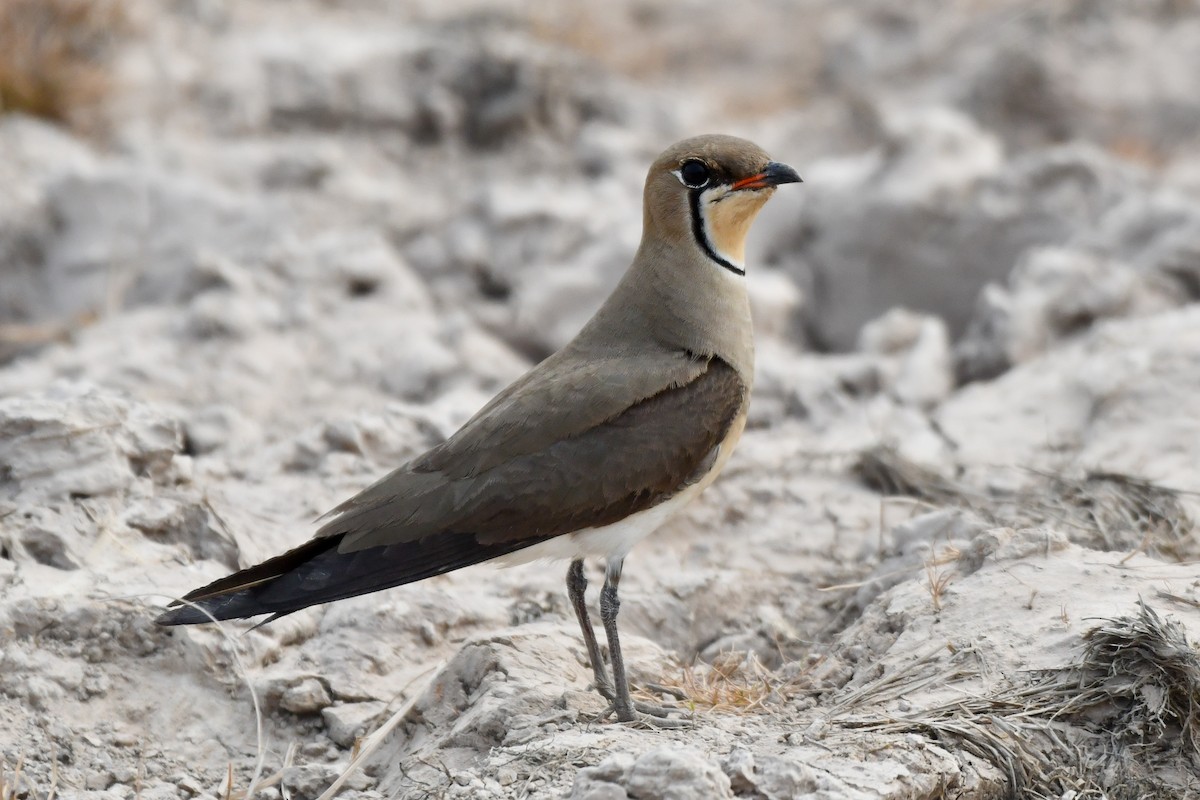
(157, 134, 801, 725)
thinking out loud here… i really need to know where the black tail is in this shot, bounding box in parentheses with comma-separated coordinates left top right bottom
(155, 531, 544, 626)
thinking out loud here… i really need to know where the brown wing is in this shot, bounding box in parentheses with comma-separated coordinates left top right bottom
(330, 354, 746, 550)
(322, 345, 710, 512)
(156, 357, 745, 625)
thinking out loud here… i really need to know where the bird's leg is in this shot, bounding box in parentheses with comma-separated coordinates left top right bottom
(570, 559, 684, 726)
(599, 559, 689, 728)
(598, 558, 634, 721)
(567, 559, 615, 700)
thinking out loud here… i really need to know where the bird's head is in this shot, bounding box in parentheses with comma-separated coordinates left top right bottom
(642, 134, 801, 277)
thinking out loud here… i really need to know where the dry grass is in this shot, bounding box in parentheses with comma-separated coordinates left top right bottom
(639, 651, 808, 715)
(923, 558, 956, 612)
(854, 445, 1198, 561)
(1037, 469, 1196, 560)
(0, 0, 131, 133)
(855, 445, 972, 503)
(1070, 602, 1200, 761)
(835, 601, 1200, 798)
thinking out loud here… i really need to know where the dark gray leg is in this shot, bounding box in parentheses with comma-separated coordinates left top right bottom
(597, 559, 691, 728)
(567, 559, 614, 700)
(599, 557, 636, 721)
(563, 558, 690, 728)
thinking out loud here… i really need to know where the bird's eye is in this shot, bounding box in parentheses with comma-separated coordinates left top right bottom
(679, 160, 710, 188)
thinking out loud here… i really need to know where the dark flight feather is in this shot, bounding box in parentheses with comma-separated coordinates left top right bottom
(155, 530, 546, 625)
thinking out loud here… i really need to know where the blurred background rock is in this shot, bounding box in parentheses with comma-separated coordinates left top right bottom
(3, 0, 1198, 373)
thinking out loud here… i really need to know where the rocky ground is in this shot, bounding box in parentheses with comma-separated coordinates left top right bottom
(2, 1, 1200, 798)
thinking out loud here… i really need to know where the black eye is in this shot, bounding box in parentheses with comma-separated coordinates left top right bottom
(679, 160, 710, 188)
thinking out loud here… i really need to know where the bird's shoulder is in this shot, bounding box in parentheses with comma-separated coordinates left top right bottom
(414, 344, 717, 477)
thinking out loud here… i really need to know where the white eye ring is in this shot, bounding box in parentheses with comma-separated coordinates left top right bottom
(673, 160, 711, 189)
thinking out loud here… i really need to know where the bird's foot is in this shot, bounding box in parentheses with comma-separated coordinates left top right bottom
(591, 685, 694, 728)
(596, 702, 693, 729)
(632, 699, 684, 719)
(591, 682, 690, 722)
(642, 683, 689, 702)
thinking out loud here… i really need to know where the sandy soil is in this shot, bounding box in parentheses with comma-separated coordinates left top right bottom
(2, 1, 1199, 798)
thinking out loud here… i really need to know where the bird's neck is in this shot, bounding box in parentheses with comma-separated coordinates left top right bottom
(575, 237, 755, 385)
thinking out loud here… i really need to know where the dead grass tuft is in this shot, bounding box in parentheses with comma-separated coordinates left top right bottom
(855, 445, 972, 503)
(1037, 469, 1196, 561)
(923, 558, 956, 612)
(854, 445, 1198, 561)
(836, 601, 1200, 798)
(1070, 601, 1200, 762)
(0, 0, 131, 133)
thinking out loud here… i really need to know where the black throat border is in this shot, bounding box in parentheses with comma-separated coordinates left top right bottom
(688, 189, 745, 277)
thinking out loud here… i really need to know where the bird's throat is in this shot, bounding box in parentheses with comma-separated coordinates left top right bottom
(690, 189, 772, 277)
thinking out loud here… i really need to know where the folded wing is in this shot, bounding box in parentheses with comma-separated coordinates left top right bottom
(157, 354, 745, 625)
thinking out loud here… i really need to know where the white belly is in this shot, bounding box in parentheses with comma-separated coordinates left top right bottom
(496, 484, 703, 566)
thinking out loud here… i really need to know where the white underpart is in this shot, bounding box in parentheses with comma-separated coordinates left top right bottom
(495, 480, 706, 567)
